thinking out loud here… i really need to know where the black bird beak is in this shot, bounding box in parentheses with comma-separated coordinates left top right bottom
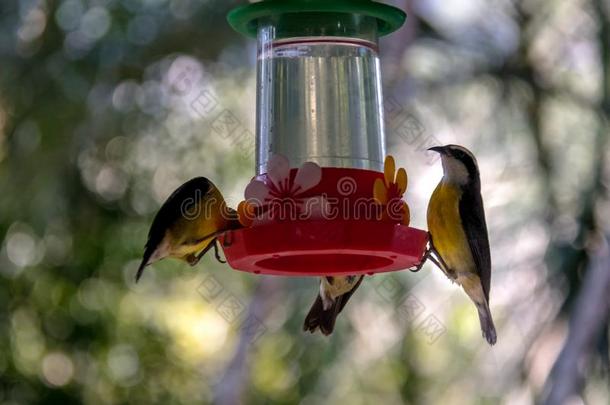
(427, 146, 445, 154)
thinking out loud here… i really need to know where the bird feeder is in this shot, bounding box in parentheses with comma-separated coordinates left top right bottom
(221, 0, 428, 276)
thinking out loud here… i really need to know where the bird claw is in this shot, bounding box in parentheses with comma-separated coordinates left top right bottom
(409, 246, 431, 272)
(409, 240, 457, 283)
(187, 254, 201, 266)
(408, 264, 423, 273)
(189, 238, 218, 266)
(407, 256, 428, 273)
(185, 237, 228, 267)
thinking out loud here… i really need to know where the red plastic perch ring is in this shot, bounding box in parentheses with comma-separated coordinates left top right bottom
(219, 220, 429, 276)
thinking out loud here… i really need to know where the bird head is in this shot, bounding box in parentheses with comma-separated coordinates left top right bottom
(428, 145, 480, 185)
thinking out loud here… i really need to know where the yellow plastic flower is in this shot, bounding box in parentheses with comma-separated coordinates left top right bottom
(373, 155, 410, 225)
(237, 200, 255, 227)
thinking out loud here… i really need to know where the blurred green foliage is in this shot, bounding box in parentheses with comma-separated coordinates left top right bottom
(0, 0, 608, 404)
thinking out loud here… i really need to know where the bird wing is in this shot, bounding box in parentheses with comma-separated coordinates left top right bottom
(146, 177, 212, 248)
(136, 178, 213, 282)
(459, 186, 491, 302)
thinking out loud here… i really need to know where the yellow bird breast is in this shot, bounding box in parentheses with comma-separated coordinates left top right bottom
(427, 182, 475, 274)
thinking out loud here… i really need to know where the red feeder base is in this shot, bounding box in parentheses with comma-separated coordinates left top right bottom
(219, 220, 429, 276)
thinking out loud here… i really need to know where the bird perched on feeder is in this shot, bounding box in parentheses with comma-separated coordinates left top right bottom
(303, 275, 363, 335)
(136, 177, 240, 282)
(426, 145, 497, 345)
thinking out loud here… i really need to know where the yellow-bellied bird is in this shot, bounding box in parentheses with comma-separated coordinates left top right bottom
(136, 177, 240, 282)
(303, 275, 363, 335)
(427, 145, 497, 345)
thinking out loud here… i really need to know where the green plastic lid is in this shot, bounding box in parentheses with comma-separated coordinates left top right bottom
(227, 0, 406, 38)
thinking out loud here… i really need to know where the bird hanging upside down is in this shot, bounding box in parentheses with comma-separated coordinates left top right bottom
(303, 275, 363, 335)
(425, 144, 497, 345)
(136, 177, 240, 282)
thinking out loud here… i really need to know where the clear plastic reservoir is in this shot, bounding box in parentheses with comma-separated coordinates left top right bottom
(256, 14, 386, 174)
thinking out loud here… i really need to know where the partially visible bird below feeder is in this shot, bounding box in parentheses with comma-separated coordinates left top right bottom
(303, 275, 364, 335)
(423, 144, 497, 345)
(136, 177, 241, 282)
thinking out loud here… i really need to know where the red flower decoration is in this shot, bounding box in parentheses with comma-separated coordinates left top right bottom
(238, 154, 328, 226)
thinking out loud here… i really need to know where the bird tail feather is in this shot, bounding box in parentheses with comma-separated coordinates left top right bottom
(303, 276, 363, 335)
(135, 245, 154, 283)
(303, 295, 341, 336)
(476, 301, 497, 345)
